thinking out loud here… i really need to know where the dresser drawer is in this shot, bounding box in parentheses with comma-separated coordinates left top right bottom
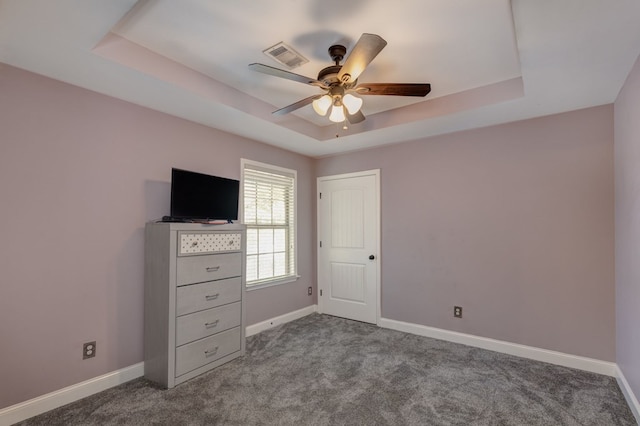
(176, 252, 241, 286)
(176, 277, 241, 316)
(176, 302, 241, 346)
(179, 232, 242, 255)
(175, 327, 241, 377)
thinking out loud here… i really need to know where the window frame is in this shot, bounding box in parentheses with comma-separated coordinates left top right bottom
(240, 159, 298, 290)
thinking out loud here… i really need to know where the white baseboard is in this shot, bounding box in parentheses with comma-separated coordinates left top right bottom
(0, 362, 144, 426)
(379, 317, 617, 377)
(246, 304, 317, 337)
(616, 365, 640, 423)
(0, 311, 625, 426)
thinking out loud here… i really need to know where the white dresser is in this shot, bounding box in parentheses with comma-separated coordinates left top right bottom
(144, 222, 246, 388)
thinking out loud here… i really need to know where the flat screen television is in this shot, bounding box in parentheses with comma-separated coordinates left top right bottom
(169, 168, 239, 221)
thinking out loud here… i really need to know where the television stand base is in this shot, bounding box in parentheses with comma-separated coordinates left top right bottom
(160, 216, 191, 223)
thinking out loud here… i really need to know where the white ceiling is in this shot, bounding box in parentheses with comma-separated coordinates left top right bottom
(1, 0, 640, 157)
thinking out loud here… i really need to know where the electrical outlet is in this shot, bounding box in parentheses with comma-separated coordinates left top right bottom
(83, 341, 96, 359)
(454, 306, 462, 318)
(308, 286, 312, 296)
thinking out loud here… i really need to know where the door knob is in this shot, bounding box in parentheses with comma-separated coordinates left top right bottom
(369, 255, 375, 260)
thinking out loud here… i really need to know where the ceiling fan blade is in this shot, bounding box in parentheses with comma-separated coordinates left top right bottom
(249, 63, 327, 88)
(346, 110, 366, 124)
(355, 83, 431, 97)
(338, 34, 387, 84)
(272, 94, 322, 116)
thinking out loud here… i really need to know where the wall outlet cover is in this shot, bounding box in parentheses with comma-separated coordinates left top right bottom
(83, 341, 96, 359)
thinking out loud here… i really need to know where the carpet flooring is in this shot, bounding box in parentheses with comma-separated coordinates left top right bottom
(17, 314, 636, 425)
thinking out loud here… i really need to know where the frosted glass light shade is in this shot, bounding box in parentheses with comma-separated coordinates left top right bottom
(342, 94, 363, 114)
(329, 105, 346, 122)
(312, 95, 332, 116)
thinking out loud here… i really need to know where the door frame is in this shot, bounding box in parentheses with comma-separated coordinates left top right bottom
(316, 169, 381, 325)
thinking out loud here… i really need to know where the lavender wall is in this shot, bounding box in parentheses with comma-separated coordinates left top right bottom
(0, 65, 315, 409)
(317, 105, 615, 361)
(0, 61, 621, 411)
(614, 53, 640, 404)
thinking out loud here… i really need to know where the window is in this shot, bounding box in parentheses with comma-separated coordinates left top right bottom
(241, 159, 296, 289)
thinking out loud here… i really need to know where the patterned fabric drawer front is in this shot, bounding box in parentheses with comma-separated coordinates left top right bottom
(175, 327, 241, 377)
(176, 277, 242, 317)
(179, 232, 242, 255)
(175, 302, 242, 346)
(176, 252, 241, 286)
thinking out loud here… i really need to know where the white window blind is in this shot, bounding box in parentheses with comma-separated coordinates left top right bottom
(242, 161, 296, 287)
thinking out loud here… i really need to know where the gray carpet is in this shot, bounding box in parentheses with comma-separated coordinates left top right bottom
(18, 314, 635, 425)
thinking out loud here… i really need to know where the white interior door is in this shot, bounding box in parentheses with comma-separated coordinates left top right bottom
(317, 170, 380, 324)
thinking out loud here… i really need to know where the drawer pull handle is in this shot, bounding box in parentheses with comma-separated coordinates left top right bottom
(205, 293, 220, 301)
(205, 319, 220, 328)
(204, 347, 219, 357)
(191, 241, 198, 247)
(206, 266, 220, 272)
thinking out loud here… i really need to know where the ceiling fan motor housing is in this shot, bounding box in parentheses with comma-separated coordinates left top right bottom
(317, 65, 357, 88)
(317, 65, 341, 86)
(319, 45, 358, 88)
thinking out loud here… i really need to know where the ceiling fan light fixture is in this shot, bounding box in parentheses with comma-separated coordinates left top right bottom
(329, 105, 346, 123)
(343, 93, 363, 115)
(249, 33, 431, 124)
(312, 94, 332, 116)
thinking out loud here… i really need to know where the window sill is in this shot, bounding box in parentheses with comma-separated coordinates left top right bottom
(246, 275, 300, 291)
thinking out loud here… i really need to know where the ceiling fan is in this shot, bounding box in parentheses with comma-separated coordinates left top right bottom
(248, 33, 431, 124)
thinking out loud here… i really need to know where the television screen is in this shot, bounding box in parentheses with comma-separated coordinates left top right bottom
(170, 168, 239, 221)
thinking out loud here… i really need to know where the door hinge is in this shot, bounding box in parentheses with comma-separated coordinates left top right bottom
(320, 289, 323, 296)
(319, 241, 322, 248)
(319, 192, 322, 199)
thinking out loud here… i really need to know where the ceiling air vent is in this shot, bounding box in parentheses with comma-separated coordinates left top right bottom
(263, 42, 308, 69)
